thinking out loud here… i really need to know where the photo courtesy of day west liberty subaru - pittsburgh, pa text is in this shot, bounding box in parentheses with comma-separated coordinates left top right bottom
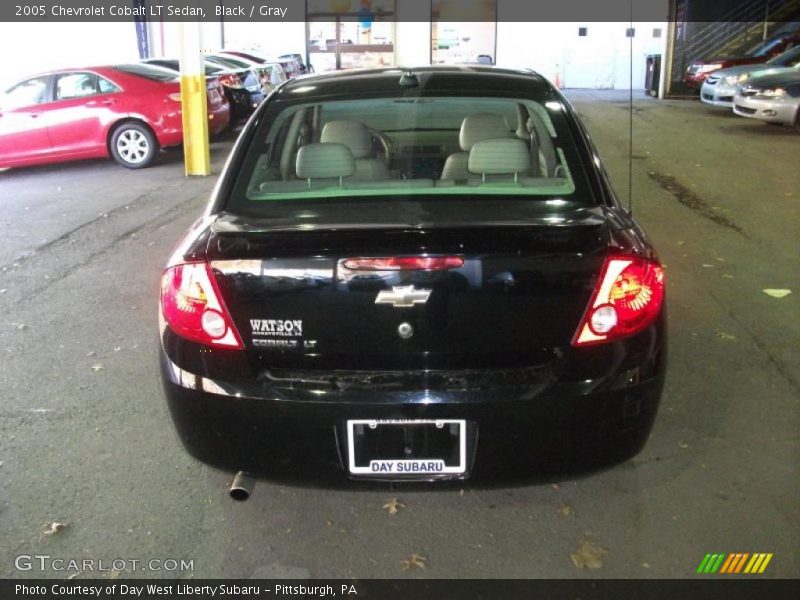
(15, 583, 354, 597)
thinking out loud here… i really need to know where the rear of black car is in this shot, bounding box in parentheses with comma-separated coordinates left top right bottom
(159, 67, 666, 483)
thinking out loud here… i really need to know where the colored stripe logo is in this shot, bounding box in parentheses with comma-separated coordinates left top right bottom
(696, 553, 773, 574)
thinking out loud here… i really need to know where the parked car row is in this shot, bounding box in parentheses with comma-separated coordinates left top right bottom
(144, 49, 308, 119)
(683, 30, 800, 89)
(698, 45, 800, 131)
(0, 50, 310, 170)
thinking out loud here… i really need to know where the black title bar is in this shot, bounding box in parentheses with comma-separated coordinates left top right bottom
(0, 0, 732, 23)
(4, 579, 800, 600)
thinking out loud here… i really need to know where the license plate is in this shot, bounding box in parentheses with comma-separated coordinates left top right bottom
(346, 419, 467, 476)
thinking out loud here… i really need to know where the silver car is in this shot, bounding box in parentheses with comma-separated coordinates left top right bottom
(701, 46, 800, 108)
(733, 70, 800, 129)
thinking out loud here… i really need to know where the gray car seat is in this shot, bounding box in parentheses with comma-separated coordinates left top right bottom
(440, 113, 512, 181)
(320, 120, 389, 180)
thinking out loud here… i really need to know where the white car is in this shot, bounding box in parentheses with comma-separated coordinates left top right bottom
(701, 46, 800, 108)
(733, 70, 800, 130)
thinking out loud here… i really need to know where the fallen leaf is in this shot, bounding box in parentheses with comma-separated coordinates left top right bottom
(43, 522, 68, 535)
(91, 364, 104, 372)
(715, 257, 725, 262)
(551, 483, 560, 491)
(678, 442, 689, 449)
(677, 241, 685, 246)
(763, 289, 791, 299)
(570, 539, 607, 570)
(558, 504, 573, 517)
(86, 351, 96, 357)
(642, 562, 651, 568)
(325, 519, 333, 527)
(722, 274, 734, 280)
(383, 498, 406, 516)
(17, 324, 27, 330)
(716, 332, 736, 341)
(401, 553, 427, 571)
(701, 264, 715, 268)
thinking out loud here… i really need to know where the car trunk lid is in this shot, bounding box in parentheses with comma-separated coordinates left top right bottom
(206, 203, 609, 370)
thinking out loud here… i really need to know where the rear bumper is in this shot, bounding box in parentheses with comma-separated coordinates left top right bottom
(160, 324, 666, 484)
(226, 88, 265, 117)
(208, 101, 231, 136)
(683, 72, 709, 89)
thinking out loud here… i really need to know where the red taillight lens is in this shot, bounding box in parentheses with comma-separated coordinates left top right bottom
(572, 257, 665, 347)
(342, 256, 464, 271)
(160, 263, 244, 349)
(218, 73, 243, 89)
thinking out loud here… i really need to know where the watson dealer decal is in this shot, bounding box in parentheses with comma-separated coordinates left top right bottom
(249, 319, 303, 337)
(249, 319, 314, 349)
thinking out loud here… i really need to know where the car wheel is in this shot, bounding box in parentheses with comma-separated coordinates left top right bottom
(110, 122, 158, 168)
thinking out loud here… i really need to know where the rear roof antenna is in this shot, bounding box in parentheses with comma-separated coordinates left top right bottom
(399, 71, 419, 88)
(627, 1, 634, 215)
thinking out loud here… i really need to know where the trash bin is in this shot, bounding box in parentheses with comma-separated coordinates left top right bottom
(645, 54, 662, 96)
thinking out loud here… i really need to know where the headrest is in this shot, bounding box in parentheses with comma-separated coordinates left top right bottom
(459, 113, 510, 151)
(468, 139, 531, 175)
(296, 143, 355, 179)
(320, 120, 372, 159)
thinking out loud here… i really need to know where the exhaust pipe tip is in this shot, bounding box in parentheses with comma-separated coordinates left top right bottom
(229, 471, 255, 501)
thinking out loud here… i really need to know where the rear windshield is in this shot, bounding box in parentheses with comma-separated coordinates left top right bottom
(229, 95, 590, 211)
(114, 64, 177, 82)
(752, 37, 785, 57)
(208, 55, 251, 70)
(767, 45, 800, 66)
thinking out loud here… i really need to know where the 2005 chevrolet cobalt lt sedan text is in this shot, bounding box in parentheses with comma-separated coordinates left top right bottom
(159, 66, 667, 485)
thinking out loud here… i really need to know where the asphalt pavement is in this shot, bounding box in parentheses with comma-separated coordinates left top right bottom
(0, 92, 798, 579)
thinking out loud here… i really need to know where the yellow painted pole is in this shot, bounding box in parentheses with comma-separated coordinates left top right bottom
(178, 21, 211, 176)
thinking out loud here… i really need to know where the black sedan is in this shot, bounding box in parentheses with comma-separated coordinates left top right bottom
(159, 66, 666, 488)
(142, 58, 264, 118)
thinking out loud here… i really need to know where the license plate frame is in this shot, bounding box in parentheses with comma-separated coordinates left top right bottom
(346, 419, 467, 476)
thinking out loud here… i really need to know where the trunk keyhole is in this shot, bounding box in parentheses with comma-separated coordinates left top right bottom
(398, 322, 414, 339)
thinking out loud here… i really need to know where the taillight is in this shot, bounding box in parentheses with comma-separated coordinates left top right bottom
(160, 262, 244, 349)
(218, 73, 243, 89)
(572, 256, 665, 347)
(342, 256, 464, 270)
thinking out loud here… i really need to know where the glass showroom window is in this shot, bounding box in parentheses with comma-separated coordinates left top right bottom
(306, 0, 396, 72)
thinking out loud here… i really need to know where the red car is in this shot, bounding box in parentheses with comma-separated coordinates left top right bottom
(684, 30, 800, 89)
(0, 64, 230, 169)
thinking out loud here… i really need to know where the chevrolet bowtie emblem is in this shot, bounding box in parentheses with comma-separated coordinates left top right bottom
(375, 286, 432, 308)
